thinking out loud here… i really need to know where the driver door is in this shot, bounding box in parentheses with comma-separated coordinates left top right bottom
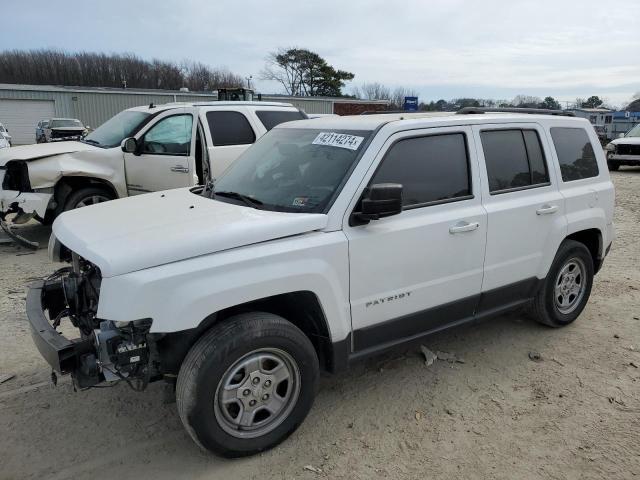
(124, 108, 197, 194)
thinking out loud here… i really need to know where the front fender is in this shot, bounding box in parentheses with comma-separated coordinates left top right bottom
(97, 231, 351, 343)
(26, 150, 126, 198)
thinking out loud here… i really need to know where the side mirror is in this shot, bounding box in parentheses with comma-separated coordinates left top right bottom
(351, 183, 403, 225)
(121, 137, 139, 155)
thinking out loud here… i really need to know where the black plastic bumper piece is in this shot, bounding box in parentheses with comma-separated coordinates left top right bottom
(26, 280, 88, 374)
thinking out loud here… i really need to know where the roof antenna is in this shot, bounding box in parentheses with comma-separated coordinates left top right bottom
(149, 103, 155, 109)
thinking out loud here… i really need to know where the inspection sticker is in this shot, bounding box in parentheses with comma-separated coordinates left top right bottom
(312, 132, 364, 150)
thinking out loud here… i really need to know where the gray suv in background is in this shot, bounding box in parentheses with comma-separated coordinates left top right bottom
(37, 118, 87, 143)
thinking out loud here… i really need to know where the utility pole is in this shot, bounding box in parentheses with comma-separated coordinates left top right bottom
(246, 75, 252, 89)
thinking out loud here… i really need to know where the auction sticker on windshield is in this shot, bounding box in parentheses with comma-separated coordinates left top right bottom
(312, 132, 364, 150)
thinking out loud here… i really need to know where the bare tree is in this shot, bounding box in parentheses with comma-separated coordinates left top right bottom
(358, 82, 392, 101)
(512, 94, 542, 108)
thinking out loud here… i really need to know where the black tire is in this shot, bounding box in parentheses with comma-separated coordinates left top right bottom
(176, 312, 319, 457)
(529, 240, 594, 327)
(64, 186, 115, 211)
(607, 161, 620, 171)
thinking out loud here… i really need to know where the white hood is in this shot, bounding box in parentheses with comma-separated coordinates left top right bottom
(0, 141, 96, 167)
(611, 136, 640, 146)
(52, 188, 328, 277)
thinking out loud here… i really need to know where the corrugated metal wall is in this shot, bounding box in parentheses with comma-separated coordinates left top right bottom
(0, 87, 220, 130)
(262, 96, 334, 114)
(0, 86, 387, 135)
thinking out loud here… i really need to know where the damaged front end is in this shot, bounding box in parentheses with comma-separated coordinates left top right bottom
(27, 252, 154, 390)
(1, 160, 53, 248)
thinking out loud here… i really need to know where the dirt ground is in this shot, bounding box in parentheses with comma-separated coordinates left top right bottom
(0, 171, 638, 480)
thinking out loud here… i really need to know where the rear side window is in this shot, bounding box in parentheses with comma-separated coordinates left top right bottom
(550, 127, 599, 181)
(370, 133, 471, 207)
(481, 129, 550, 193)
(206, 111, 256, 146)
(256, 110, 306, 131)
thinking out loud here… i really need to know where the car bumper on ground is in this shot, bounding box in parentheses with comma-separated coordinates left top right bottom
(26, 280, 93, 374)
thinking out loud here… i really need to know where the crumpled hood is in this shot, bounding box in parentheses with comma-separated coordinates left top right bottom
(52, 188, 328, 277)
(611, 136, 640, 146)
(0, 141, 97, 167)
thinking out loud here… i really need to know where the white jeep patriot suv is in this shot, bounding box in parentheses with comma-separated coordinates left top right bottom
(28, 108, 615, 457)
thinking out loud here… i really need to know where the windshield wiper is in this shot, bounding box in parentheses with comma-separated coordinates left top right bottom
(82, 138, 100, 145)
(214, 191, 264, 209)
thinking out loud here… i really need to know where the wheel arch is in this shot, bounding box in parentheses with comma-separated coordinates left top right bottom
(153, 290, 347, 377)
(52, 176, 119, 213)
(565, 228, 603, 273)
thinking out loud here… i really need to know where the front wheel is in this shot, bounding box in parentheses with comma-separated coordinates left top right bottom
(176, 312, 319, 457)
(607, 160, 620, 171)
(528, 240, 594, 327)
(64, 186, 114, 211)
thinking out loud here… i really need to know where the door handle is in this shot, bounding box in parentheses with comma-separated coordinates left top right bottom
(449, 221, 480, 234)
(170, 166, 189, 173)
(536, 204, 558, 215)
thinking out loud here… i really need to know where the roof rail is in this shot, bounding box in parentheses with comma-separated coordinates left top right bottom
(457, 107, 575, 117)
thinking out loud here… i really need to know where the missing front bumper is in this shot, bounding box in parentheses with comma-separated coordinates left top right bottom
(26, 280, 94, 374)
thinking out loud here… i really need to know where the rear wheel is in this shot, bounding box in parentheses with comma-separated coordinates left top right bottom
(176, 312, 319, 457)
(529, 240, 594, 327)
(64, 186, 114, 211)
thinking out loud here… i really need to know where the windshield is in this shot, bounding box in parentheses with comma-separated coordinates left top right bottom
(83, 111, 151, 148)
(213, 128, 372, 213)
(626, 124, 640, 137)
(49, 119, 83, 128)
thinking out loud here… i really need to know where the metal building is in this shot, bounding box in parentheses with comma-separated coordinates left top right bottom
(0, 84, 389, 144)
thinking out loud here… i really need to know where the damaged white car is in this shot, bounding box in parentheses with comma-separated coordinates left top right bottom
(0, 101, 307, 231)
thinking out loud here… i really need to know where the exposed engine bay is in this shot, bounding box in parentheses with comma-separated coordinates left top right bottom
(43, 253, 154, 390)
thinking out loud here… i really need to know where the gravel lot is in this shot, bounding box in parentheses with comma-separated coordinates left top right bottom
(1, 171, 638, 480)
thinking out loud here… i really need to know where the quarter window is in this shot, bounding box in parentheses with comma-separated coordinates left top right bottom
(206, 111, 256, 146)
(256, 110, 306, 131)
(370, 133, 471, 207)
(550, 127, 599, 181)
(481, 129, 549, 193)
(142, 114, 192, 155)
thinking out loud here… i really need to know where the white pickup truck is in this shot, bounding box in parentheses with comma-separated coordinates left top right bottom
(28, 108, 614, 457)
(0, 101, 306, 226)
(605, 123, 640, 170)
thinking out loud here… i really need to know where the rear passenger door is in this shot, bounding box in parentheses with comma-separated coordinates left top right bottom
(346, 127, 487, 352)
(473, 124, 567, 311)
(201, 109, 257, 179)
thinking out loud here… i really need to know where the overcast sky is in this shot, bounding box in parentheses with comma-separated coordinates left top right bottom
(3, 0, 639, 107)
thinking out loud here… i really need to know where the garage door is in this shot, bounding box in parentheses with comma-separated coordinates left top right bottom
(0, 99, 55, 145)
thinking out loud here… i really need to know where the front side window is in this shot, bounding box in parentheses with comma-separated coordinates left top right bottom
(213, 128, 371, 213)
(206, 111, 255, 146)
(550, 127, 599, 181)
(481, 129, 550, 193)
(142, 114, 193, 155)
(256, 110, 306, 131)
(370, 133, 471, 207)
